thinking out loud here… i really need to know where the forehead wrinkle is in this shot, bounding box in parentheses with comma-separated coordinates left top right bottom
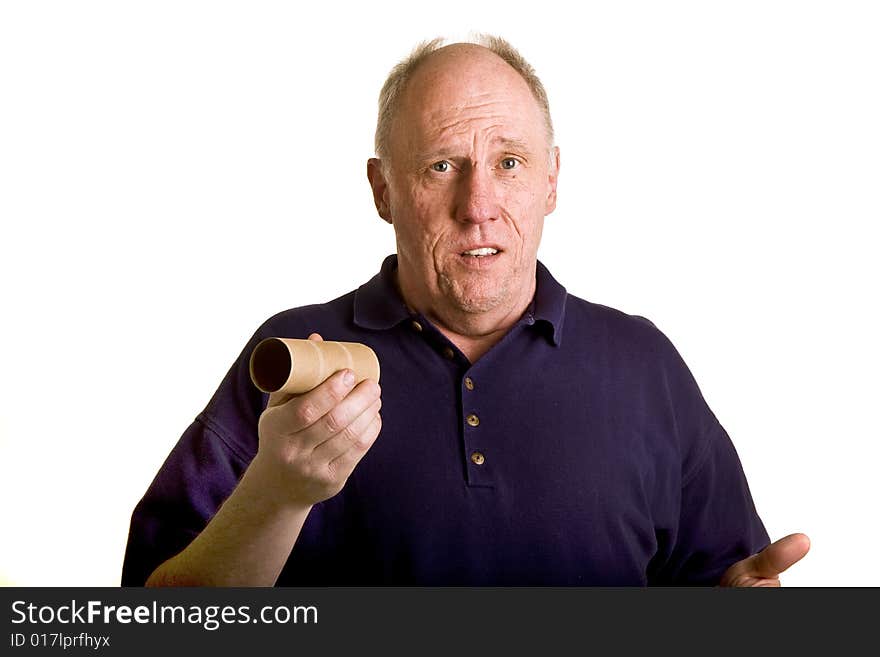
(426, 110, 527, 145)
(413, 125, 535, 166)
(422, 96, 541, 140)
(431, 117, 506, 144)
(494, 137, 534, 154)
(418, 87, 517, 121)
(428, 105, 507, 133)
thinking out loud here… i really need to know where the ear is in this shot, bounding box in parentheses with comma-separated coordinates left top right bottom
(367, 158, 393, 224)
(545, 146, 560, 215)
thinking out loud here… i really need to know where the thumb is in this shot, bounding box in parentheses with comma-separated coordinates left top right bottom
(741, 533, 811, 579)
(308, 332, 324, 342)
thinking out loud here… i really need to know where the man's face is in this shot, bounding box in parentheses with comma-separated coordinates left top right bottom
(369, 45, 560, 327)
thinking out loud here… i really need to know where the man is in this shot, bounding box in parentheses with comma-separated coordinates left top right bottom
(122, 36, 809, 586)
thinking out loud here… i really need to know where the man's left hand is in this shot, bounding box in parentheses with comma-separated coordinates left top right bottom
(720, 533, 811, 587)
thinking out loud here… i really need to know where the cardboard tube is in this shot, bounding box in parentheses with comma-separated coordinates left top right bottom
(249, 338, 380, 395)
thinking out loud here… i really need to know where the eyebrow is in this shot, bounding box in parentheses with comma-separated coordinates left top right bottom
(414, 137, 535, 164)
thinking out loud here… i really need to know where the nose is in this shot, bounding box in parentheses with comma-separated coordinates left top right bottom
(454, 164, 500, 225)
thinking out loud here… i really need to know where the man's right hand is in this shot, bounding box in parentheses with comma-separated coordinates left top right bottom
(251, 332, 383, 508)
(145, 332, 381, 586)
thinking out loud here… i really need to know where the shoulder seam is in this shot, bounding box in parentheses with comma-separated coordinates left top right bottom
(680, 425, 719, 488)
(195, 413, 253, 466)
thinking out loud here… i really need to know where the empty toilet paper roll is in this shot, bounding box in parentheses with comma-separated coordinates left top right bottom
(249, 337, 381, 395)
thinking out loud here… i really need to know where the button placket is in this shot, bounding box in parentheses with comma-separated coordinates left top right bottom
(460, 364, 492, 486)
(463, 384, 491, 483)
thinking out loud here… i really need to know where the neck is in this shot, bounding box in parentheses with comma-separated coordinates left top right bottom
(434, 324, 510, 363)
(394, 268, 535, 363)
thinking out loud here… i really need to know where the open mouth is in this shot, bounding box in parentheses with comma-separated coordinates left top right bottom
(460, 247, 500, 258)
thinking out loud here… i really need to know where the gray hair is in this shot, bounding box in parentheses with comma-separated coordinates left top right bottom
(374, 34, 555, 160)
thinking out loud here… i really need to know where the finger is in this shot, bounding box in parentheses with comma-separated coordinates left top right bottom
(744, 533, 811, 579)
(298, 379, 381, 447)
(312, 397, 382, 463)
(327, 412, 382, 476)
(308, 332, 324, 341)
(263, 368, 357, 438)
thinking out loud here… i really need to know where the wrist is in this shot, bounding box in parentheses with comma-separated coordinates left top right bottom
(242, 451, 315, 515)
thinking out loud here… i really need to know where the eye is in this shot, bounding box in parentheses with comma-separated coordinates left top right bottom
(500, 157, 519, 170)
(431, 161, 451, 173)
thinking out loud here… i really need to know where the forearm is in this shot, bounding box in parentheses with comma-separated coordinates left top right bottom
(145, 455, 312, 587)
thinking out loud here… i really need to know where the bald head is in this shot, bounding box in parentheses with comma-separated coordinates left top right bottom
(408, 41, 513, 77)
(374, 36, 554, 163)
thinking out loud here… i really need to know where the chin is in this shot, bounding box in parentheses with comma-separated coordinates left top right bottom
(454, 297, 502, 314)
(451, 286, 508, 314)
(440, 272, 512, 314)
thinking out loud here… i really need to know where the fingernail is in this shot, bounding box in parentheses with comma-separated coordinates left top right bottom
(344, 370, 356, 386)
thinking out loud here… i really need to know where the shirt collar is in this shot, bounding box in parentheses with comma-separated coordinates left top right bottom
(353, 254, 567, 346)
(532, 259, 567, 346)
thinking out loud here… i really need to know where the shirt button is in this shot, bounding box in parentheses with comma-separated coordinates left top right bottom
(466, 414, 480, 427)
(411, 320, 423, 332)
(464, 377, 474, 391)
(442, 346, 455, 360)
(470, 451, 485, 465)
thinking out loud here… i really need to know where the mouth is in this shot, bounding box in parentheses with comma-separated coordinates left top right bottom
(456, 245, 503, 269)
(459, 246, 502, 258)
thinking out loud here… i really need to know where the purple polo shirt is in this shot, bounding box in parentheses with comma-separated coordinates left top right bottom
(122, 255, 769, 586)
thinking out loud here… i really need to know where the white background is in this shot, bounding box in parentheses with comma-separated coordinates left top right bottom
(1, 1, 877, 586)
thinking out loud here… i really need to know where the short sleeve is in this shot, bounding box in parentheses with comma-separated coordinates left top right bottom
(120, 417, 251, 586)
(643, 327, 771, 585)
(120, 328, 268, 586)
(654, 423, 771, 585)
